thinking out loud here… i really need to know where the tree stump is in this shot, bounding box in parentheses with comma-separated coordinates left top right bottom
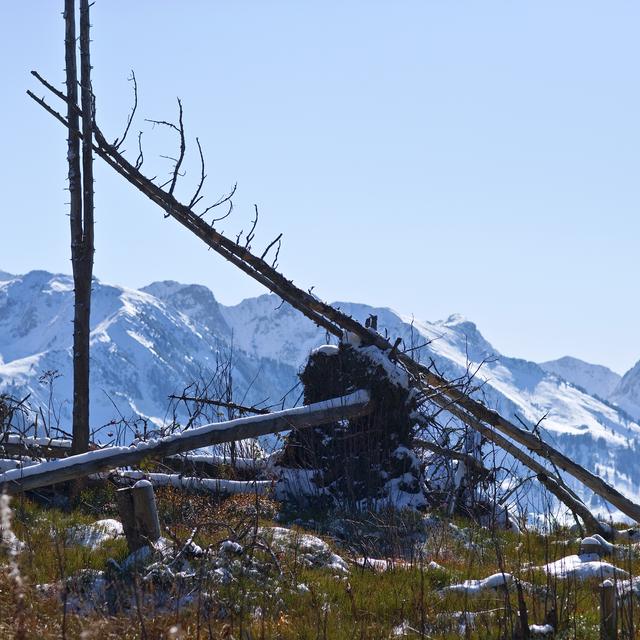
(116, 480, 161, 552)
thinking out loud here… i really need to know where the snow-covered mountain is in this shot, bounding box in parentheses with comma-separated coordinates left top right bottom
(537, 354, 640, 429)
(539, 356, 621, 400)
(2, 269, 640, 517)
(0, 270, 297, 437)
(610, 362, 640, 422)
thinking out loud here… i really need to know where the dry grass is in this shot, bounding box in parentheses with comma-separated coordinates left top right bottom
(1, 487, 639, 639)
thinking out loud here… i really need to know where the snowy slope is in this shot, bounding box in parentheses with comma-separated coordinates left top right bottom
(2, 269, 640, 516)
(0, 271, 297, 439)
(540, 356, 621, 400)
(610, 362, 640, 422)
(220, 293, 327, 369)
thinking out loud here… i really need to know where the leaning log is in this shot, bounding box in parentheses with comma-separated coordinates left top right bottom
(428, 396, 640, 522)
(26, 78, 640, 523)
(537, 473, 604, 537)
(0, 390, 371, 493)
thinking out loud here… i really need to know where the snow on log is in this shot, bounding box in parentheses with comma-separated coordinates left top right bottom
(0, 434, 73, 458)
(0, 390, 372, 493)
(110, 470, 272, 495)
(163, 451, 271, 474)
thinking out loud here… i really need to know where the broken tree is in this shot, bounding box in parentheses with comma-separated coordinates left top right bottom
(25, 71, 640, 529)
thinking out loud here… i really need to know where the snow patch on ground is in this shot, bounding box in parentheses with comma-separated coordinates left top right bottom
(67, 519, 124, 550)
(258, 526, 348, 574)
(442, 571, 513, 596)
(538, 553, 628, 580)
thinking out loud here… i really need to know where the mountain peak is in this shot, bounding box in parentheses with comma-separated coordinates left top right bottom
(540, 356, 621, 399)
(142, 279, 229, 338)
(441, 313, 468, 326)
(609, 359, 640, 420)
(143, 280, 218, 303)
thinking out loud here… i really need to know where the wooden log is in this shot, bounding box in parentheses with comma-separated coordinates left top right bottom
(0, 390, 371, 493)
(27, 78, 640, 523)
(600, 579, 617, 640)
(111, 471, 272, 496)
(0, 436, 74, 459)
(424, 384, 640, 524)
(163, 453, 267, 477)
(115, 487, 143, 552)
(537, 474, 604, 538)
(1, 444, 264, 477)
(131, 480, 161, 545)
(413, 437, 492, 478)
(116, 482, 161, 552)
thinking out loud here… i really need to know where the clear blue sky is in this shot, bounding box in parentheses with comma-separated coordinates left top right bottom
(2, 2, 639, 373)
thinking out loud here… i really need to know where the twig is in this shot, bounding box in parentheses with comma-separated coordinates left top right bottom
(244, 204, 259, 249)
(260, 233, 283, 261)
(145, 97, 185, 196)
(188, 137, 206, 208)
(167, 394, 270, 415)
(113, 70, 137, 150)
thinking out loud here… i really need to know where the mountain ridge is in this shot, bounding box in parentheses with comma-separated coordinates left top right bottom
(2, 269, 640, 517)
(540, 355, 622, 400)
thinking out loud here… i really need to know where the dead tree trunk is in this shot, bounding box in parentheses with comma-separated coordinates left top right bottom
(65, 0, 93, 455)
(64, 0, 87, 454)
(74, 0, 94, 454)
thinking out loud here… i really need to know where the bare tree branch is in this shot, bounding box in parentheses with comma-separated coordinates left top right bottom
(260, 233, 283, 261)
(188, 137, 206, 208)
(145, 97, 185, 196)
(135, 130, 144, 169)
(113, 70, 138, 150)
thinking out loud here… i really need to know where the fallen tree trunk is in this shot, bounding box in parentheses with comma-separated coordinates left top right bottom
(0, 436, 73, 458)
(161, 452, 269, 478)
(27, 77, 640, 524)
(109, 470, 272, 496)
(427, 397, 638, 524)
(536, 473, 604, 537)
(0, 390, 371, 493)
